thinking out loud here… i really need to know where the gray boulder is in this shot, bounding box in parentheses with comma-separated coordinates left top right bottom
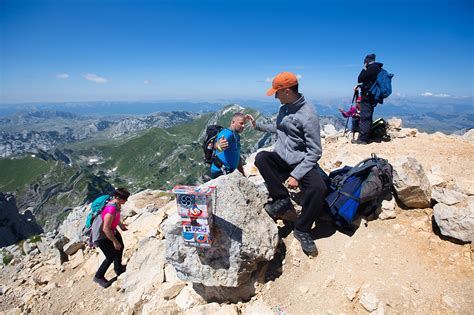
(392, 157, 432, 208)
(0, 193, 43, 247)
(165, 172, 279, 302)
(432, 187, 465, 206)
(63, 240, 84, 256)
(58, 205, 88, 241)
(121, 237, 166, 307)
(433, 201, 474, 242)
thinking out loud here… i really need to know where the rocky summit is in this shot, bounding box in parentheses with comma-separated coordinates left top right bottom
(0, 118, 473, 314)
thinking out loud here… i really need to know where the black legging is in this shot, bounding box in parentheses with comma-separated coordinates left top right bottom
(358, 101, 375, 142)
(95, 231, 124, 279)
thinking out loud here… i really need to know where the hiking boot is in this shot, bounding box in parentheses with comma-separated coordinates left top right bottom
(265, 197, 292, 218)
(93, 276, 111, 288)
(116, 265, 127, 276)
(293, 229, 318, 255)
(351, 139, 367, 145)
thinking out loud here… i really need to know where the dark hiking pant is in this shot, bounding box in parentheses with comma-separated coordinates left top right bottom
(95, 231, 124, 279)
(255, 151, 327, 233)
(358, 101, 375, 142)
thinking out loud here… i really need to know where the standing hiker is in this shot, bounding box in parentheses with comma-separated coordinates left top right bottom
(353, 53, 384, 144)
(245, 71, 327, 256)
(93, 188, 130, 288)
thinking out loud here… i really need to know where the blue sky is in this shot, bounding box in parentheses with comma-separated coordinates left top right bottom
(0, 0, 472, 103)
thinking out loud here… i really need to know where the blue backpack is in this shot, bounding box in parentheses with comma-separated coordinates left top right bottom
(369, 69, 394, 104)
(85, 195, 111, 228)
(325, 154, 393, 226)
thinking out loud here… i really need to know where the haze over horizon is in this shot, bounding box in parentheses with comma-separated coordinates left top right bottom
(1, 0, 473, 104)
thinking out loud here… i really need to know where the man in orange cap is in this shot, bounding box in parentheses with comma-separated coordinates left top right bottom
(245, 72, 327, 255)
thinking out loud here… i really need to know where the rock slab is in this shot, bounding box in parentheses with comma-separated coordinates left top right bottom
(392, 157, 432, 208)
(165, 172, 279, 302)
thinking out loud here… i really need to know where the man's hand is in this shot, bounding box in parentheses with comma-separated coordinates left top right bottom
(215, 136, 228, 151)
(286, 176, 299, 189)
(244, 114, 256, 128)
(338, 108, 344, 113)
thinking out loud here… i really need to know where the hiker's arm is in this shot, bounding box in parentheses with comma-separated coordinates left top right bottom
(102, 214, 121, 250)
(255, 120, 277, 133)
(246, 113, 277, 133)
(290, 114, 322, 181)
(215, 136, 229, 151)
(119, 222, 128, 231)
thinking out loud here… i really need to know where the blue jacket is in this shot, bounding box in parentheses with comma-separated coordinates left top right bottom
(211, 128, 241, 173)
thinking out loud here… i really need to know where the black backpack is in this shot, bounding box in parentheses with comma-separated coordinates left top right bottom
(371, 118, 390, 142)
(325, 154, 393, 226)
(202, 125, 223, 165)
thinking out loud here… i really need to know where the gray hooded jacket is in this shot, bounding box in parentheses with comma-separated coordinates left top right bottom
(255, 94, 322, 180)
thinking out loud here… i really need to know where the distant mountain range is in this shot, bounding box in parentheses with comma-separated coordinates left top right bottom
(2, 95, 472, 133)
(0, 105, 343, 231)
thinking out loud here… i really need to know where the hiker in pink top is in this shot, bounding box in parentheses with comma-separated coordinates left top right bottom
(339, 96, 361, 134)
(93, 188, 130, 288)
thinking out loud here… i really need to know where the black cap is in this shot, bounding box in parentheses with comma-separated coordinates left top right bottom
(364, 54, 376, 64)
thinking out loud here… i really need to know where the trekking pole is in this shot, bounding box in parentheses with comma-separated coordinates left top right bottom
(343, 117, 349, 136)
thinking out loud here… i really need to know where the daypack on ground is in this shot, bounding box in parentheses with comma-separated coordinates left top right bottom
(371, 118, 390, 142)
(202, 125, 223, 165)
(325, 154, 393, 226)
(369, 69, 394, 104)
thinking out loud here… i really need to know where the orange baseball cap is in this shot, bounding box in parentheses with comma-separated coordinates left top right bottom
(266, 72, 298, 96)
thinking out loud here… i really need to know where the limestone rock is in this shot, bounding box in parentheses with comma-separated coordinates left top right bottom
(165, 172, 279, 302)
(0, 193, 43, 247)
(344, 285, 359, 301)
(359, 291, 379, 312)
(462, 128, 474, 143)
(121, 237, 166, 306)
(63, 240, 84, 256)
(323, 124, 337, 137)
(432, 187, 465, 206)
(242, 300, 274, 315)
(433, 203, 474, 242)
(378, 198, 396, 220)
(162, 282, 186, 300)
(185, 303, 238, 315)
(393, 157, 432, 208)
(58, 205, 88, 242)
(175, 285, 204, 310)
(388, 117, 402, 130)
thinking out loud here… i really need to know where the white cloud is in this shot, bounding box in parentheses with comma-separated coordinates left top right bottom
(56, 73, 69, 79)
(421, 92, 451, 97)
(144, 80, 150, 85)
(84, 73, 108, 84)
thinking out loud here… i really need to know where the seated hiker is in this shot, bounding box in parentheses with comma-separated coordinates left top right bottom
(245, 71, 327, 256)
(210, 112, 248, 179)
(339, 96, 361, 135)
(93, 187, 130, 288)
